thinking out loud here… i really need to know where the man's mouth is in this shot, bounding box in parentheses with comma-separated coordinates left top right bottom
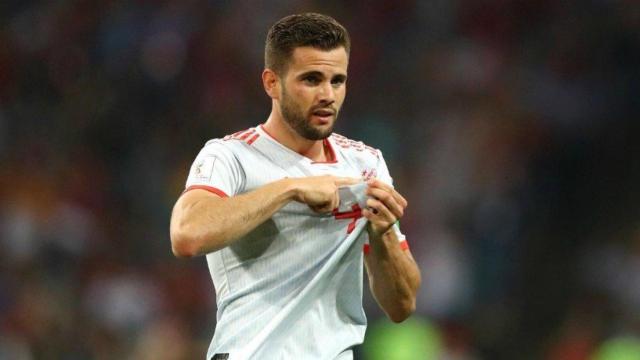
(311, 109, 335, 123)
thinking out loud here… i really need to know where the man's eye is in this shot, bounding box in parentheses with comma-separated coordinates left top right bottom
(331, 78, 345, 86)
(304, 77, 320, 84)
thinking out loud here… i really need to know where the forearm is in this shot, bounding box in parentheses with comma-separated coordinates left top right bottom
(365, 229, 421, 322)
(170, 179, 295, 257)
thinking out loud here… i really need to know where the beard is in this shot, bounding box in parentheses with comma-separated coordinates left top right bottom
(280, 87, 337, 141)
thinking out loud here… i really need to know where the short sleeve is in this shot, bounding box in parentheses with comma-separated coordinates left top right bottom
(184, 140, 244, 197)
(374, 150, 395, 188)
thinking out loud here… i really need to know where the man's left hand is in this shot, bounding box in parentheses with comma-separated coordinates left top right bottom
(362, 178, 408, 239)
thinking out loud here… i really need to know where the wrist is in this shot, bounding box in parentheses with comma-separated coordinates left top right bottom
(277, 178, 300, 202)
(367, 224, 393, 244)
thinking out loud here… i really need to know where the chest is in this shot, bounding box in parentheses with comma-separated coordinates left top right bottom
(233, 146, 368, 236)
(238, 148, 362, 193)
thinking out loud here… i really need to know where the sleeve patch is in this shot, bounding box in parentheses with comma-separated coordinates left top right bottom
(192, 156, 217, 182)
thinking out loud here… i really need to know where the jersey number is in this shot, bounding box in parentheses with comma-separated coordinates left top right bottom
(333, 204, 363, 234)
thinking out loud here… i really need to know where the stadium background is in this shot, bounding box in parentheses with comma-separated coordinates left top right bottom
(1, 1, 639, 359)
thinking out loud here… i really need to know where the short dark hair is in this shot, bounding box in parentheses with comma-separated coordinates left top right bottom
(265, 13, 351, 76)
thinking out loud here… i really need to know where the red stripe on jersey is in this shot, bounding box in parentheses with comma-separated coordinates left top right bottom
(246, 133, 260, 145)
(261, 124, 339, 164)
(259, 124, 276, 138)
(363, 239, 409, 254)
(232, 128, 253, 138)
(183, 185, 229, 198)
(333, 204, 363, 234)
(231, 129, 245, 137)
(311, 139, 338, 164)
(225, 128, 254, 141)
(332, 204, 362, 219)
(238, 128, 256, 140)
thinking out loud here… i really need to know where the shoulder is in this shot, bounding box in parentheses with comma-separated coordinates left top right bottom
(330, 133, 394, 181)
(330, 132, 382, 163)
(200, 127, 260, 156)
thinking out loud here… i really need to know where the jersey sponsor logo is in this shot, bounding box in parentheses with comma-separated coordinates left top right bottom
(193, 156, 217, 182)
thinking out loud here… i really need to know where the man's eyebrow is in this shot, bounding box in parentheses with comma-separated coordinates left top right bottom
(297, 71, 324, 79)
(296, 71, 348, 80)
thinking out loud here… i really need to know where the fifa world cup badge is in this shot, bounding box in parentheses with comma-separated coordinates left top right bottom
(193, 156, 216, 182)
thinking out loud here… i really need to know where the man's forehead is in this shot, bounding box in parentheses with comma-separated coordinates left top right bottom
(288, 46, 348, 74)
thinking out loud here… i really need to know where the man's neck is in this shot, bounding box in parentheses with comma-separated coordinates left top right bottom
(263, 113, 330, 162)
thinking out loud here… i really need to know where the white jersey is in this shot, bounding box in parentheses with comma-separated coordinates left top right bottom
(184, 125, 408, 360)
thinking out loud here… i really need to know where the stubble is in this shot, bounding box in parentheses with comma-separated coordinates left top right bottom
(280, 85, 336, 140)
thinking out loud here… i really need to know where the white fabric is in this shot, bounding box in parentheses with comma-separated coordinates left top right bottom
(185, 126, 405, 360)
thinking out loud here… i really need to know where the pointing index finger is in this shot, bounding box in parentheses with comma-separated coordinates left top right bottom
(334, 177, 361, 187)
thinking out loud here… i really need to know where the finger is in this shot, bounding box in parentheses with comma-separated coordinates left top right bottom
(332, 189, 340, 210)
(367, 187, 404, 219)
(334, 177, 362, 187)
(361, 208, 375, 220)
(311, 202, 333, 214)
(362, 208, 381, 224)
(366, 198, 397, 224)
(367, 179, 408, 208)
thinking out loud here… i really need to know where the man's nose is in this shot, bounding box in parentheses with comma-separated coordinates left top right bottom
(318, 82, 335, 103)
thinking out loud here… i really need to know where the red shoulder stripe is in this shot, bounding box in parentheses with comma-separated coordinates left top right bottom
(246, 133, 260, 145)
(238, 128, 256, 140)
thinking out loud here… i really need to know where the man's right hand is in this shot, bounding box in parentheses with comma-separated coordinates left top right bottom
(288, 175, 360, 213)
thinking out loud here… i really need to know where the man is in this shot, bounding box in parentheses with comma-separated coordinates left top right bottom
(170, 13, 421, 360)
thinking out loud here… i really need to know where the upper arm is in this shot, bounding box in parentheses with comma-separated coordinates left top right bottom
(170, 188, 224, 235)
(172, 188, 224, 221)
(184, 140, 245, 197)
(170, 189, 225, 257)
(171, 140, 243, 256)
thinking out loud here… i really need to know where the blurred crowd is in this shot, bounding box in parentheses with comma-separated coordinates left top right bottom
(1, 0, 639, 359)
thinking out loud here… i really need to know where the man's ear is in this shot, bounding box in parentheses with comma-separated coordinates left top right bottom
(262, 69, 280, 100)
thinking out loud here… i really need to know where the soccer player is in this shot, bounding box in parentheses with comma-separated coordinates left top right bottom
(170, 13, 421, 360)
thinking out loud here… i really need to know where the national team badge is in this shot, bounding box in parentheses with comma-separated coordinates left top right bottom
(361, 168, 377, 181)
